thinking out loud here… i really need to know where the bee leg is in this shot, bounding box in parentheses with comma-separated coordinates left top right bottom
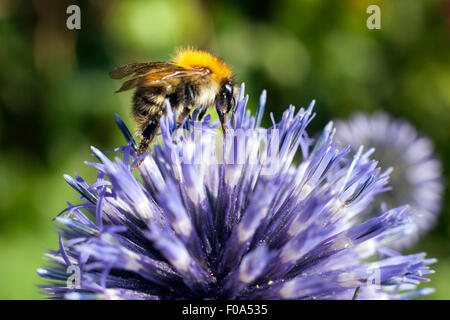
(216, 104, 228, 136)
(171, 106, 191, 144)
(177, 83, 195, 125)
(230, 96, 236, 128)
(133, 119, 159, 170)
(173, 82, 194, 133)
(197, 108, 207, 121)
(176, 106, 192, 128)
(352, 287, 360, 300)
(220, 115, 228, 136)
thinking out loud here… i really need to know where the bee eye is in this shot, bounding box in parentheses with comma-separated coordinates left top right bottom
(224, 83, 233, 94)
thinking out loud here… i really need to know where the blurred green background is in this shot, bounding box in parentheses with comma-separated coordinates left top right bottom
(0, 0, 449, 299)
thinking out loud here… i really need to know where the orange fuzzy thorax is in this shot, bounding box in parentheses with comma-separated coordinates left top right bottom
(172, 48, 232, 81)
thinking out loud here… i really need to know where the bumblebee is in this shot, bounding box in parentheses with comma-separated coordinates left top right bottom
(110, 48, 235, 167)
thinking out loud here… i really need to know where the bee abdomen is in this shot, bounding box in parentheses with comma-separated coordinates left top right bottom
(132, 88, 164, 129)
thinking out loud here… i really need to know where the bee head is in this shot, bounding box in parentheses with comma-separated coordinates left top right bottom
(216, 81, 234, 114)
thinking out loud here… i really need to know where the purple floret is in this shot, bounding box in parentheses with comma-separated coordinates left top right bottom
(37, 84, 435, 300)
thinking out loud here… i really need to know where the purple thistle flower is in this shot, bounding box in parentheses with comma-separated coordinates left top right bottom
(37, 85, 435, 299)
(335, 112, 443, 249)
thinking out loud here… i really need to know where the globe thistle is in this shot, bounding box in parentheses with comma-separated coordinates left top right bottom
(37, 85, 435, 299)
(335, 112, 443, 249)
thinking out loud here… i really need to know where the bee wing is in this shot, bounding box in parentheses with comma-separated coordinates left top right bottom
(109, 62, 169, 79)
(114, 65, 210, 93)
(142, 68, 210, 85)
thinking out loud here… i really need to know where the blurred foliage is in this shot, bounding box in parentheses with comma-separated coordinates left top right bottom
(0, 0, 449, 299)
